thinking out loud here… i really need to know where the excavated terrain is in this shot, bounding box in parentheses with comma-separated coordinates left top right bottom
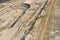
(0, 0, 59, 40)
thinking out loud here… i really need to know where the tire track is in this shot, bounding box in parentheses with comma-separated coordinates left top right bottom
(0, 1, 41, 40)
(0, 3, 30, 32)
(0, 0, 27, 32)
(10, 3, 41, 40)
(39, 0, 57, 40)
(0, 0, 55, 40)
(18, 0, 48, 40)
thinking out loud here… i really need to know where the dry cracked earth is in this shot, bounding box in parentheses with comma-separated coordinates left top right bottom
(0, 0, 60, 40)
